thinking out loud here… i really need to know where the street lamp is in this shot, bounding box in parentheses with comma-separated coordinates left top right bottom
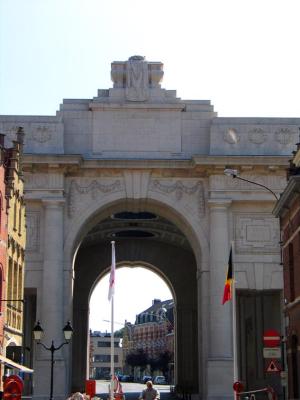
(33, 321, 73, 400)
(224, 168, 279, 200)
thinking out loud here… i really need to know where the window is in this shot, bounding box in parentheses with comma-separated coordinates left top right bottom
(97, 341, 119, 348)
(94, 355, 118, 362)
(289, 243, 295, 301)
(13, 201, 17, 231)
(18, 200, 22, 234)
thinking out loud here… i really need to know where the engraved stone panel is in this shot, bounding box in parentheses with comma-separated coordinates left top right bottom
(234, 213, 280, 254)
(0, 121, 63, 154)
(26, 212, 40, 252)
(211, 120, 299, 156)
(92, 111, 181, 154)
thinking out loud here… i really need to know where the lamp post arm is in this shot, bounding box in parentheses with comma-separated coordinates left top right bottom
(36, 340, 69, 352)
(54, 341, 69, 351)
(233, 175, 279, 200)
(36, 341, 52, 352)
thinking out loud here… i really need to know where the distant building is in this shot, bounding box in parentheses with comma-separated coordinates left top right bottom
(89, 331, 123, 379)
(123, 299, 174, 380)
(134, 299, 174, 359)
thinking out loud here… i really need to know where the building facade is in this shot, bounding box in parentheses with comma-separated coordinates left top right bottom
(0, 134, 8, 382)
(132, 299, 174, 360)
(3, 127, 26, 355)
(89, 332, 123, 380)
(124, 299, 174, 381)
(0, 56, 297, 400)
(274, 146, 300, 398)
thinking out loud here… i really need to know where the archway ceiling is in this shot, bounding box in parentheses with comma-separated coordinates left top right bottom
(80, 213, 191, 251)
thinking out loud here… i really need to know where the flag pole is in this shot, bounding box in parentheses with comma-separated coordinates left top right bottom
(109, 241, 116, 400)
(231, 240, 238, 383)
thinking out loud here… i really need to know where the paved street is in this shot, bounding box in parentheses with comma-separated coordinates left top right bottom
(96, 380, 171, 400)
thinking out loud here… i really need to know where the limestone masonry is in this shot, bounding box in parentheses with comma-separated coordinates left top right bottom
(1, 56, 298, 400)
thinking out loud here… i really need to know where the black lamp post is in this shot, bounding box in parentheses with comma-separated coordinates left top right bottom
(224, 168, 279, 200)
(33, 321, 73, 400)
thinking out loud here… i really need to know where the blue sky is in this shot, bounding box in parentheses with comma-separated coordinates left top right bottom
(1, 0, 300, 330)
(1, 0, 300, 117)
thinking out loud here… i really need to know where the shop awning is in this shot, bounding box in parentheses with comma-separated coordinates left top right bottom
(0, 355, 33, 373)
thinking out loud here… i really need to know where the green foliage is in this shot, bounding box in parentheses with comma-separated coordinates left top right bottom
(114, 327, 124, 338)
(126, 349, 149, 369)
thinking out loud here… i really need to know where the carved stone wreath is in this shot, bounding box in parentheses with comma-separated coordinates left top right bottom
(31, 125, 53, 143)
(150, 180, 205, 216)
(248, 128, 267, 144)
(68, 179, 123, 217)
(274, 128, 294, 145)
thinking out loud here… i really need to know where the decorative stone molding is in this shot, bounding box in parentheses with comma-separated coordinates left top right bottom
(274, 128, 294, 146)
(24, 174, 49, 189)
(24, 173, 63, 190)
(248, 128, 267, 144)
(31, 124, 53, 143)
(68, 179, 124, 217)
(123, 171, 151, 199)
(234, 213, 280, 254)
(149, 179, 205, 216)
(111, 55, 164, 102)
(223, 128, 240, 144)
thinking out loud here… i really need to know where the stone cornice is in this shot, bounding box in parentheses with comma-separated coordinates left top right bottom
(273, 175, 300, 217)
(89, 102, 185, 111)
(22, 154, 290, 171)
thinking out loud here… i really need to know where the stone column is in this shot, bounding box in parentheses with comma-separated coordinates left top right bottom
(207, 199, 233, 400)
(33, 198, 67, 400)
(41, 198, 64, 342)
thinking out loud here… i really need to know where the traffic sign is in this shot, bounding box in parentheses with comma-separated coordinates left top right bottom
(263, 347, 281, 359)
(266, 359, 281, 373)
(263, 329, 281, 347)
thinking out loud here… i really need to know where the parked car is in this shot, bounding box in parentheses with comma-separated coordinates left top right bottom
(154, 376, 167, 385)
(121, 375, 134, 382)
(142, 375, 152, 383)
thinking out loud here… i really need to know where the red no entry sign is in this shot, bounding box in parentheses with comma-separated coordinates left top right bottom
(263, 329, 281, 347)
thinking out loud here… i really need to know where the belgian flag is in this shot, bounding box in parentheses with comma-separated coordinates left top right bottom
(222, 247, 233, 305)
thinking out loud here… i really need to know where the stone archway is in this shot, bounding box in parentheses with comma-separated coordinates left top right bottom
(71, 207, 199, 394)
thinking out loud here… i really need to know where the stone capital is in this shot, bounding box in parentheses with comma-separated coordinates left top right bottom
(42, 197, 65, 209)
(207, 198, 232, 210)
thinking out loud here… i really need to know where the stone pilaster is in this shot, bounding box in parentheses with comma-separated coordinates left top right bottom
(33, 198, 67, 400)
(207, 199, 233, 400)
(42, 198, 65, 342)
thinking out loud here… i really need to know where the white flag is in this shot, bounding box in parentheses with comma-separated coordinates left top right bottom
(108, 241, 115, 301)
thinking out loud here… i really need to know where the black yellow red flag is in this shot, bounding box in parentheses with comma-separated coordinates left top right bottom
(222, 247, 233, 305)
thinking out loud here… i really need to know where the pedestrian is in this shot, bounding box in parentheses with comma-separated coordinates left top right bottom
(139, 381, 160, 400)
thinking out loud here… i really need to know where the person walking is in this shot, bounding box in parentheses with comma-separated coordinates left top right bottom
(139, 381, 160, 400)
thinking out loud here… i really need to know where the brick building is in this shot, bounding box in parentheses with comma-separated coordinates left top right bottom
(123, 299, 174, 380)
(274, 144, 300, 398)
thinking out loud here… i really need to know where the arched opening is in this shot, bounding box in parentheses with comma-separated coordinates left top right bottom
(88, 266, 174, 387)
(71, 208, 199, 395)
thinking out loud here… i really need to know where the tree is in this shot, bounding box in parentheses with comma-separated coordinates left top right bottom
(114, 327, 124, 338)
(126, 349, 149, 374)
(156, 351, 172, 376)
